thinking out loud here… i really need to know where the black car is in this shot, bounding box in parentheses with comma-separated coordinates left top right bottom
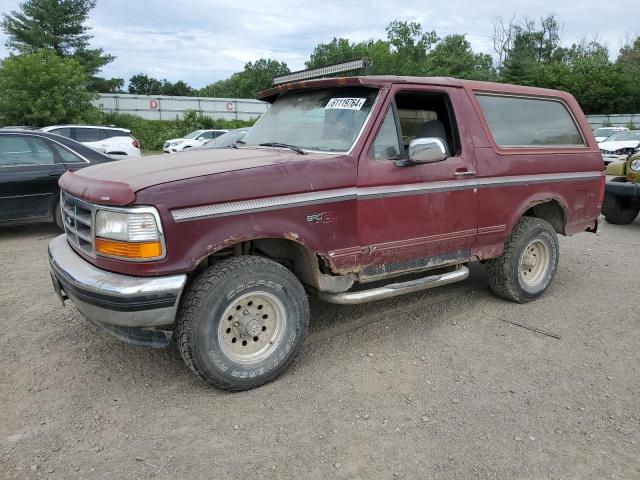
(0, 130, 115, 229)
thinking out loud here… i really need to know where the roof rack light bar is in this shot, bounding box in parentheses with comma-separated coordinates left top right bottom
(273, 59, 371, 86)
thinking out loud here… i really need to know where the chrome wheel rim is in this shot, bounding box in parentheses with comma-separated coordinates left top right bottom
(519, 239, 550, 287)
(218, 291, 287, 364)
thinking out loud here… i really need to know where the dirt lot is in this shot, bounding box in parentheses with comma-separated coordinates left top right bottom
(1, 219, 639, 480)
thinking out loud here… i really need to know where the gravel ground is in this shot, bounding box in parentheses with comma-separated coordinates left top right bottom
(0, 219, 639, 480)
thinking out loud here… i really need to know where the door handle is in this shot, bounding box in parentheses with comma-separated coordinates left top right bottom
(454, 170, 476, 178)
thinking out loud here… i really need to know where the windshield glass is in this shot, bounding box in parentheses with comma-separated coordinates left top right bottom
(593, 128, 619, 136)
(203, 129, 248, 149)
(243, 87, 378, 153)
(184, 130, 204, 139)
(605, 132, 640, 142)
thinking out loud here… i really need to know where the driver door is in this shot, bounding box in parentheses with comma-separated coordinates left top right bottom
(355, 85, 479, 279)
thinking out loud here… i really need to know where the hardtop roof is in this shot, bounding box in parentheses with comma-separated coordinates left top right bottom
(257, 75, 573, 101)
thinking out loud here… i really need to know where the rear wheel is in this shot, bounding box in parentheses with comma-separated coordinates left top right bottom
(175, 256, 309, 391)
(486, 217, 559, 303)
(602, 179, 639, 225)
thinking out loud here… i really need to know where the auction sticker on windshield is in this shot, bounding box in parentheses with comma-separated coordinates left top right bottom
(325, 98, 366, 110)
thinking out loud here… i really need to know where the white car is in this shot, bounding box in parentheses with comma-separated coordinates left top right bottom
(163, 129, 228, 153)
(599, 131, 640, 164)
(40, 125, 141, 157)
(593, 126, 629, 143)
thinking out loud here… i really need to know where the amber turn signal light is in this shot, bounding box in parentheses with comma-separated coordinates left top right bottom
(95, 238, 162, 259)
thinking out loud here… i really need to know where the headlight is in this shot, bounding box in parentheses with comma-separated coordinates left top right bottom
(95, 210, 163, 260)
(170, 141, 182, 146)
(630, 159, 640, 172)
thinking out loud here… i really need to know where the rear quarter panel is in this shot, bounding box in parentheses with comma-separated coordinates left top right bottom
(463, 86, 604, 257)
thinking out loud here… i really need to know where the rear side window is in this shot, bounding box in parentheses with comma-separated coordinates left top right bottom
(49, 128, 72, 138)
(476, 94, 585, 147)
(73, 128, 101, 142)
(100, 129, 128, 139)
(52, 144, 85, 163)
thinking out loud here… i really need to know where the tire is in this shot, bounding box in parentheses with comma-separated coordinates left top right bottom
(175, 256, 309, 391)
(54, 199, 64, 230)
(602, 179, 639, 225)
(486, 217, 559, 304)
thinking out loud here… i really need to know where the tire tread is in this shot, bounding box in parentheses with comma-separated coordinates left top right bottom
(175, 256, 309, 391)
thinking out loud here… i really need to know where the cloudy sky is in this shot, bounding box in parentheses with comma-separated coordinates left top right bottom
(0, 0, 637, 88)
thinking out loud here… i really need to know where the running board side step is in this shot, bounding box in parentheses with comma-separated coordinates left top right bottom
(318, 266, 469, 305)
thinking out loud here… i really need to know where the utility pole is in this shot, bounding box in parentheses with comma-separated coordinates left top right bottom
(213, 48, 216, 98)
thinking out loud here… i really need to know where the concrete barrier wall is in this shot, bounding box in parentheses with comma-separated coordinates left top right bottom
(586, 114, 640, 129)
(93, 93, 268, 121)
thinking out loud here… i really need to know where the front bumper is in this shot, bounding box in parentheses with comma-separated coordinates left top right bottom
(605, 180, 640, 200)
(48, 234, 186, 346)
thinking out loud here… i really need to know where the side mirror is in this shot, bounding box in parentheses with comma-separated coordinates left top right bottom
(407, 137, 448, 164)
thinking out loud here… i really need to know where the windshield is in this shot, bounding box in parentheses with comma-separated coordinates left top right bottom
(203, 129, 248, 149)
(184, 130, 204, 139)
(243, 87, 378, 153)
(605, 132, 640, 142)
(593, 128, 620, 136)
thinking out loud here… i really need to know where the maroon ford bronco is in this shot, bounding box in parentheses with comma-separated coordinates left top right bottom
(49, 75, 605, 391)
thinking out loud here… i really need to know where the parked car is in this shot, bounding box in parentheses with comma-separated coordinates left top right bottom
(599, 131, 640, 164)
(195, 128, 251, 150)
(49, 75, 604, 392)
(602, 152, 640, 224)
(40, 125, 142, 157)
(163, 129, 228, 153)
(593, 126, 629, 143)
(0, 130, 115, 229)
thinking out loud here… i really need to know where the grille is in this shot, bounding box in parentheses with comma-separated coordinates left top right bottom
(60, 191, 95, 257)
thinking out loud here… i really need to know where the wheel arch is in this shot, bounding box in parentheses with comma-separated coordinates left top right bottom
(514, 194, 569, 236)
(192, 234, 354, 294)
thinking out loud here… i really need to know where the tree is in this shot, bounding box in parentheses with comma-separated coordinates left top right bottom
(0, 50, 97, 126)
(128, 73, 163, 95)
(426, 35, 496, 80)
(1, 0, 121, 91)
(160, 80, 195, 96)
(199, 59, 290, 98)
(616, 37, 640, 112)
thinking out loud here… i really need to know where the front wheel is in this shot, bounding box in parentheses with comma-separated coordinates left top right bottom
(602, 187, 639, 225)
(54, 199, 64, 230)
(175, 256, 309, 391)
(486, 217, 559, 303)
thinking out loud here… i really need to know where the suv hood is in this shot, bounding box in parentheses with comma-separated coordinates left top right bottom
(59, 147, 334, 205)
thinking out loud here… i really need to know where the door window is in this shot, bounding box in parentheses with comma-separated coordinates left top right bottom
(371, 108, 402, 161)
(394, 91, 460, 156)
(0, 136, 55, 166)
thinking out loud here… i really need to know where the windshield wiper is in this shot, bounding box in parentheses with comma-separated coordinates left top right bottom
(259, 142, 306, 155)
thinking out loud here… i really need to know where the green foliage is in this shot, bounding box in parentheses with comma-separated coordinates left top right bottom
(128, 74, 196, 96)
(199, 59, 290, 98)
(0, 50, 97, 126)
(1, 0, 121, 91)
(427, 35, 496, 80)
(82, 110, 257, 152)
